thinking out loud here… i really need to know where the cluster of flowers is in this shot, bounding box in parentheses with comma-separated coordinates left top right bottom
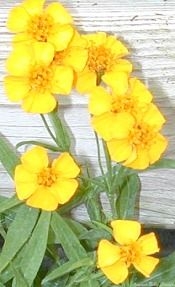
(3, 0, 165, 285)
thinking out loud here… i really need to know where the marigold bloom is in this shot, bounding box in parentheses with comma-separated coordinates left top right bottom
(75, 32, 132, 94)
(14, 146, 80, 211)
(106, 104, 168, 169)
(90, 78, 153, 141)
(97, 220, 159, 285)
(4, 43, 74, 113)
(7, 0, 74, 52)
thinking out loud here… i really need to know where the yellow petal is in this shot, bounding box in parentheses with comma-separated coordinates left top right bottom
(63, 47, 88, 72)
(101, 260, 128, 285)
(4, 76, 30, 102)
(111, 220, 141, 245)
(22, 91, 56, 114)
(33, 42, 55, 66)
(133, 255, 159, 277)
(51, 66, 73, 95)
(7, 6, 30, 32)
(92, 112, 134, 141)
(51, 179, 78, 204)
(52, 153, 80, 178)
(21, 146, 48, 173)
(75, 69, 97, 94)
(137, 233, 160, 256)
(46, 2, 73, 25)
(97, 239, 121, 268)
(22, 0, 45, 14)
(84, 32, 107, 47)
(102, 71, 129, 95)
(129, 78, 152, 104)
(105, 36, 129, 57)
(142, 103, 166, 131)
(48, 24, 74, 51)
(124, 148, 149, 170)
(13, 33, 32, 46)
(26, 187, 58, 211)
(6, 46, 33, 76)
(148, 134, 168, 165)
(88, 86, 112, 115)
(107, 138, 132, 162)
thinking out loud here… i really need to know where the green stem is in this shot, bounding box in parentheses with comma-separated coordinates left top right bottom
(94, 132, 105, 178)
(102, 140, 113, 182)
(40, 114, 57, 144)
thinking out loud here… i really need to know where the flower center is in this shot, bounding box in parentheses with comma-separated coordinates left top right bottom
(129, 123, 156, 148)
(38, 168, 57, 187)
(27, 14, 54, 42)
(29, 65, 53, 92)
(111, 96, 135, 114)
(88, 45, 115, 74)
(120, 244, 140, 267)
(52, 50, 67, 65)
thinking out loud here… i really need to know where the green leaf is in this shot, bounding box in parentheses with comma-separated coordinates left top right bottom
(19, 211, 51, 286)
(16, 141, 61, 152)
(0, 205, 39, 273)
(48, 110, 70, 152)
(116, 172, 141, 219)
(43, 257, 93, 284)
(0, 136, 20, 178)
(135, 251, 175, 284)
(149, 158, 175, 169)
(80, 279, 100, 287)
(51, 212, 86, 260)
(0, 196, 21, 214)
(11, 264, 29, 287)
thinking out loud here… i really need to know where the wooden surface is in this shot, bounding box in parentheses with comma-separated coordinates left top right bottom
(1, 0, 175, 226)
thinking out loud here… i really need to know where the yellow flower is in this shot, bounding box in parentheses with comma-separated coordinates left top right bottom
(14, 146, 80, 211)
(107, 104, 168, 169)
(97, 220, 159, 285)
(90, 78, 153, 141)
(52, 31, 88, 73)
(75, 32, 132, 94)
(7, 0, 74, 52)
(4, 42, 74, 113)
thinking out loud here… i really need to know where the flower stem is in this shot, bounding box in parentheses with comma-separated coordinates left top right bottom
(40, 114, 57, 144)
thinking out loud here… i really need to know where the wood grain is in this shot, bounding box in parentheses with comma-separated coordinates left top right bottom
(1, 0, 175, 226)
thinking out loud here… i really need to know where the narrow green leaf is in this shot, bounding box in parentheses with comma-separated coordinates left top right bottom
(0, 196, 21, 214)
(19, 211, 51, 286)
(80, 279, 100, 287)
(48, 110, 70, 152)
(51, 212, 86, 260)
(43, 257, 93, 283)
(0, 205, 39, 273)
(11, 264, 29, 287)
(149, 158, 175, 169)
(16, 141, 61, 152)
(0, 136, 20, 178)
(116, 172, 141, 219)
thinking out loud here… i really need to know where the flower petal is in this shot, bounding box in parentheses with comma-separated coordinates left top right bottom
(129, 78, 153, 104)
(102, 71, 129, 95)
(22, 91, 56, 114)
(51, 178, 78, 204)
(13, 33, 33, 46)
(107, 138, 132, 162)
(6, 46, 33, 76)
(148, 134, 168, 165)
(4, 76, 30, 101)
(101, 260, 128, 285)
(97, 239, 121, 268)
(33, 42, 55, 66)
(137, 233, 160, 256)
(21, 146, 48, 173)
(133, 255, 159, 277)
(111, 220, 141, 245)
(22, 0, 45, 14)
(48, 24, 74, 51)
(63, 47, 88, 72)
(51, 65, 73, 95)
(26, 187, 58, 211)
(52, 153, 80, 178)
(142, 103, 166, 131)
(46, 2, 73, 25)
(124, 148, 149, 170)
(105, 36, 129, 57)
(88, 86, 112, 115)
(75, 69, 97, 94)
(7, 6, 30, 32)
